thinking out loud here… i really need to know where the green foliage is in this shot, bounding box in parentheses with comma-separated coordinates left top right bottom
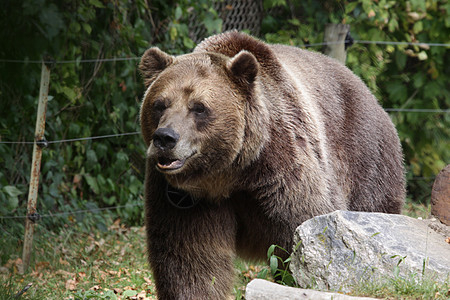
(0, 0, 448, 236)
(0, 0, 225, 232)
(260, 0, 450, 204)
(72, 289, 118, 300)
(258, 244, 298, 287)
(0, 279, 44, 300)
(0, 186, 23, 214)
(0, 279, 16, 300)
(1, 0, 156, 231)
(1, 223, 154, 299)
(353, 269, 450, 299)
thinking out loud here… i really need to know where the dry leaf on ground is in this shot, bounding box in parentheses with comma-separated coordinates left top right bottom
(65, 279, 77, 290)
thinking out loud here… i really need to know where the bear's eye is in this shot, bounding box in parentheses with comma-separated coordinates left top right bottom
(191, 102, 206, 115)
(153, 99, 167, 113)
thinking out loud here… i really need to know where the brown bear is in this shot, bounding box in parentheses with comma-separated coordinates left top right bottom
(139, 31, 405, 299)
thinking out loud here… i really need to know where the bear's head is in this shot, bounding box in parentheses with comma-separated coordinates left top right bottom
(139, 47, 268, 200)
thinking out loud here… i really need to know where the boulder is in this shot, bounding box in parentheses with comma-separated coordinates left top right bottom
(290, 211, 450, 292)
(245, 279, 377, 300)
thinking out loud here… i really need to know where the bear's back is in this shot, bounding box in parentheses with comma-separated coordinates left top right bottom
(196, 31, 405, 213)
(270, 43, 404, 212)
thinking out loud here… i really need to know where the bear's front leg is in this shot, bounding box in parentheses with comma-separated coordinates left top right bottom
(145, 170, 236, 300)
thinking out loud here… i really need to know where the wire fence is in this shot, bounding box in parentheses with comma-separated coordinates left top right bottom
(0, 132, 140, 145)
(0, 203, 143, 220)
(0, 102, 448, 147)
(0, 57, 140, 64)
(384, 108, 449, 113)
(0, 39, 449, 65)
(0, 39, 448, 145)
(0, 107, 448, 145)
(303, 39, 450, 48)
(0, 37, 447, 221)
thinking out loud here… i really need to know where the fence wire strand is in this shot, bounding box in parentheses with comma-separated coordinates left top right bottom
(301, 40, 450, 48)
(0, 203, 143, 220)
(0, 40, 449, 64)
(0, 132, 140, 145)
(0, 108, 447, 145)
(384, 108, 450, 113)
(0, 57, 140, 64)
(46, 131, 141, 144)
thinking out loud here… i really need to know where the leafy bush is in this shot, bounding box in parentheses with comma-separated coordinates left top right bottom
(256, 244, 299, 287)
(0, 0, 154, 231)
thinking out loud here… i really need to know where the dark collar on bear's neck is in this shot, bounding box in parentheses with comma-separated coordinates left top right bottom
(165, 182, 200, 210)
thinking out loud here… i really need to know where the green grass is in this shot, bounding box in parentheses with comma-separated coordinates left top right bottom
(351, 272, 450, 299)
(402, 197, 432, 219)
(1, 201, 447, 299)
(0, 220, 156, 300)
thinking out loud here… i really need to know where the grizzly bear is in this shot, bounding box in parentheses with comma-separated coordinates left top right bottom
(139, 31, 405, 299)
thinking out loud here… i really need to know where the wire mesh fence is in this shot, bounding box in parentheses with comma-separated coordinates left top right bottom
(0, 36, 447, 262)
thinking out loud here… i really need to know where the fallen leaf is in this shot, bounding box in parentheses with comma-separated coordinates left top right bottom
(34, 261, 50, 272)
(123, 268, 131, 276)
(85, 243, 96, 253)
(59, 257, 70, 266)
(94, 259, 105, 266)
(123, 289, 138, 297)
(29, 270, 42, 279)
(56, 270, 75, 277)
(95, 238, 105, 248)
(65, 279, 77, 290)
(90, 285, 101, 291)
(108, 218, 122, 231)
(136, 290, 148, 300)
(143, 277, 152, 284)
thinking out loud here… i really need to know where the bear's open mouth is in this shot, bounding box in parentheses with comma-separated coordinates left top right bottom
(157, 157, 186, 171)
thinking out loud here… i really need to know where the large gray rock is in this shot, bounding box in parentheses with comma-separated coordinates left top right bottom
(245, 279, 377, 300)
(290, 211, 450, 292)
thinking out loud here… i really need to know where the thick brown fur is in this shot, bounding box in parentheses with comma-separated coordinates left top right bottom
(139, 31, 405, 299)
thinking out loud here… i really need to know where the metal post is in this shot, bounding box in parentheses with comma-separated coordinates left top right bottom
(323, 24, 350, 64)
(20, 61, 50, 273)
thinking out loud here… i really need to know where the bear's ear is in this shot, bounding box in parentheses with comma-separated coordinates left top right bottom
(227, 50, 259, 85)
(139, 47, 174, 88)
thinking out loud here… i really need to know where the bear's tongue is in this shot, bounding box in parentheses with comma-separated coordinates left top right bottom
(157, 157, 185, 170)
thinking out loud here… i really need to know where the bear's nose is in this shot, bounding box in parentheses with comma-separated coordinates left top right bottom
(153, 127, 179, 151)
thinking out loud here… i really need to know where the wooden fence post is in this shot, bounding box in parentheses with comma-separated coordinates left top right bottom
(323, 24, 350, 64)
(20, 61, 51, 274)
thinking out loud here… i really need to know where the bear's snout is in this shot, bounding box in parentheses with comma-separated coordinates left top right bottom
(153, 127, 180, 151)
